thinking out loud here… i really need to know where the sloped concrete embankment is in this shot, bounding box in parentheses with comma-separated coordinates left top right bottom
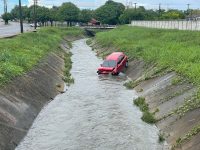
(91, 42, 200, 150)
(0, 44, 69, 149)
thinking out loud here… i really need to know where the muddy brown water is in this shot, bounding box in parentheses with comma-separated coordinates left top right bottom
(16, 39, 166, 150)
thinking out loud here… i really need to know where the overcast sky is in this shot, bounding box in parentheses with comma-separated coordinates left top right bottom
(0, 0, 200, 15)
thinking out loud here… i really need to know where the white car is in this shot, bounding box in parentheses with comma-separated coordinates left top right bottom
(75, 23, 79, 27)
(30, 23, 40, 27)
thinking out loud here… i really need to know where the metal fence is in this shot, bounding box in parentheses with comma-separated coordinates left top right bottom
(131, 20, 200, 31)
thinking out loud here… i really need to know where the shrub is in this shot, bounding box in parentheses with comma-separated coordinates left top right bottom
(134, 97, 157, 124)
(134, 97, 149, 112)
(158, 132, 165, 143)
(124, 80, 138, 89)
(141, 111, 157, 124)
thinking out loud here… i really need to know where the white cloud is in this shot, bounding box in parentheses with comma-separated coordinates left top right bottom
(28, 0, 96, 9)
(27, 0, 200, 10)
(28, 0, 33, 6)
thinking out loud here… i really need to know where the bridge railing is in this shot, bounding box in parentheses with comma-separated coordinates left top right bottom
(81, 25, 117, 29)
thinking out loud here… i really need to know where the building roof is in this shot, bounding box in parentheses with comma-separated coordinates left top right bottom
(90, 18, 100, 24)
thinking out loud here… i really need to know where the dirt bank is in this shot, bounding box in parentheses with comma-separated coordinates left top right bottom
(91, 41, 200, 150)
(0, 36, 81, 150)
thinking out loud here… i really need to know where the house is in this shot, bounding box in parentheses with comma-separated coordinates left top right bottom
(186, 10, 200, 21)
(88, 18, 101, 26)
(186, 15, 200, 21)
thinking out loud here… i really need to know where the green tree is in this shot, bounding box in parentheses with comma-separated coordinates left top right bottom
(49, 6, 59, 26)
(28, 5, 49, 25)
(36, 6, 50, 26)
(58, 2, 80, 26)
(160, 9, 185, 20)
(11, 5, 30, 21)
(95, 0, 125, 25)
(28, 5, 36, 23)
(119, 6, 185, 24)
(119, 7, 148, 24)
(2, 13, 12, 24)
(79, 9, 94, 23)
(144, 9, 159, 20)
(119, 9, 134, 24)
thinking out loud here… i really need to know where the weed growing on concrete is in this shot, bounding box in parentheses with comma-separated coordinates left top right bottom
(172, 124, 200, 149)
(67, 41, 72, 48)
(124, 80, 139, 89)
(171, 76, 182, 85)
(143, 65, 169, 80)
(86, 38, 93, 46)
(141, 111, 157, 124)
(157, 111, 174, 122)
(158, 91, 199, 121)
(138, 88, 143, 92)
(159, 86, 191, 104)
(134, 97, 149, 111)
(134, 97, 157, 124)
(175, 99, 200, 117)
(158, 132, 165, 143)
(63, 52, 74, 85)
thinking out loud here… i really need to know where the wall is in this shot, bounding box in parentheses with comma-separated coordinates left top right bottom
(131, 20, 200, 31)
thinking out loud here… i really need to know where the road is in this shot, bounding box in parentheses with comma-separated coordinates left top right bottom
(16, 39, 167, 150)
(0, 21, 33, 38)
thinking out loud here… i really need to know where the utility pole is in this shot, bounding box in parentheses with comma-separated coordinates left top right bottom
(159, 3, 161, 10)
(19, 0, 24, 33)
(134, 2, 137, 11)
(187, 3, 190, 10)
(159, 3, 161, 17)
(187, 3, 190, 16)
(3, 0, 7, 13)
(3, 0, 8, 24)
(33, 0, 38, 29)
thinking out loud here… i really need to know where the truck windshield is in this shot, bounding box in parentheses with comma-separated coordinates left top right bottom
(102, 60, 116, 68)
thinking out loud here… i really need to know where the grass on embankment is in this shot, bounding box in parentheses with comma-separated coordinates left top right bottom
(96, 26, 200, 88)
(96, 26, 200, 146)
(0, 27, 83, 86)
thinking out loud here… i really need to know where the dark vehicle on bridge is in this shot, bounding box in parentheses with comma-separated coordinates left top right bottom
(97, 52, 128, 75)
